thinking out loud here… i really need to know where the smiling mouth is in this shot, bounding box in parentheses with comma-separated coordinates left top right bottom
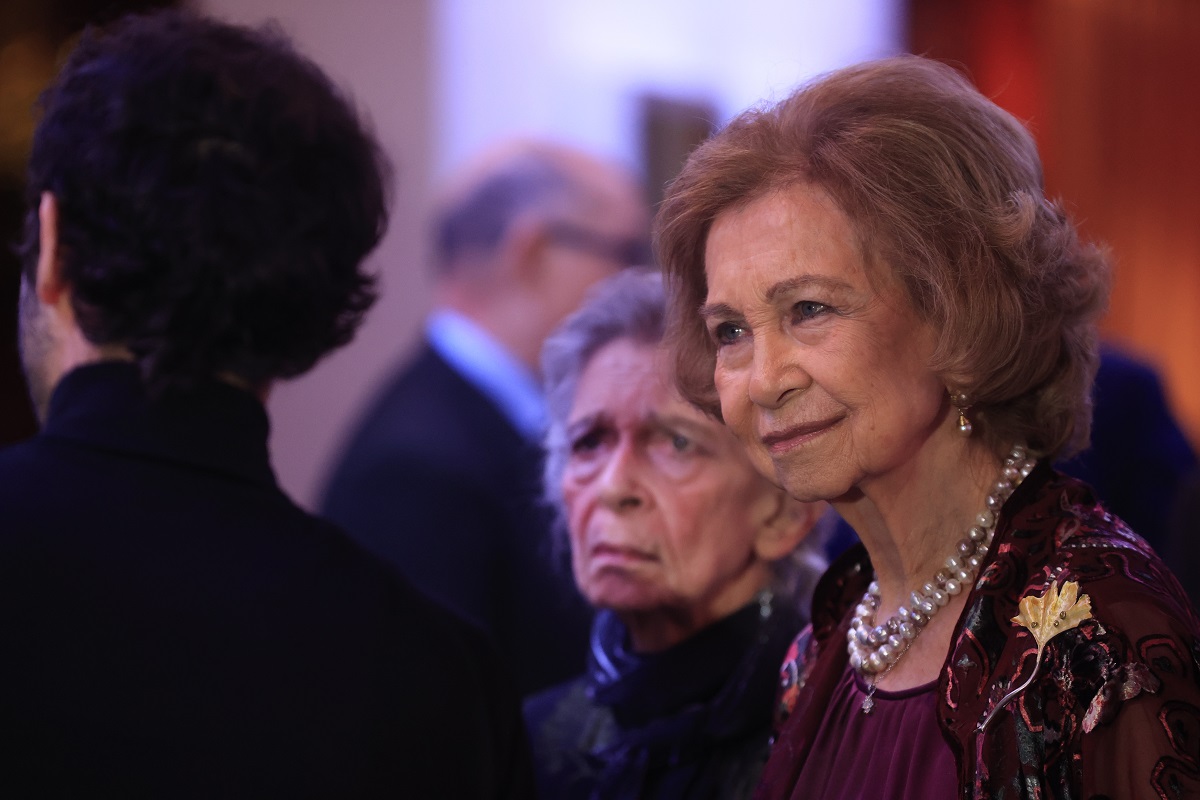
(760, 416, 843, 453)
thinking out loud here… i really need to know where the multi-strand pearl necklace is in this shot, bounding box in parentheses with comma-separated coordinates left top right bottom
(848, 444, 1037, 714)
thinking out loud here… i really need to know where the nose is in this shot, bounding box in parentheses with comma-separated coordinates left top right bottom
(747, 327, 811, 409)
(596, 438, 649, 511)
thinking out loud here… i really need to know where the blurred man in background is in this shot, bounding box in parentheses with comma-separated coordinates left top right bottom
(322, 139, 649, 695)
(0, 12, 531, 796)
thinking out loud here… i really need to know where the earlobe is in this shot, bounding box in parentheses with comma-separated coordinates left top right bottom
(754, 491, 827, 562)
(35, 192, 66, 305)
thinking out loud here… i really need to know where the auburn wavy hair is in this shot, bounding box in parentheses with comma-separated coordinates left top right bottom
(656, 56, 1110, 459)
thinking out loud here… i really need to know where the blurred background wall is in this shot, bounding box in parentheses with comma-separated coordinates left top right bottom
(910, 0, 1200, 458)
(2, 0, 1196, 510)
(197, 0, 902, 508)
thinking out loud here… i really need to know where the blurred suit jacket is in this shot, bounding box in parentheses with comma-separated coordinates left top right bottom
(0, 362, 533, 798)
(1059, 344, 1197, 555)
(322, 344, 592, 696)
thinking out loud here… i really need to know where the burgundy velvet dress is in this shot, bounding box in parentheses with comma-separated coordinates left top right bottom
(791, 667, 958, 798)
(757, 463, 1200, 799)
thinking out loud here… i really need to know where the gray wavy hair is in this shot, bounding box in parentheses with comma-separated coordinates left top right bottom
(540, 267, 832, 618)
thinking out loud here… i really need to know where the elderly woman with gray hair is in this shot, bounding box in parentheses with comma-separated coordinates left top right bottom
(522, 268, 829, 800)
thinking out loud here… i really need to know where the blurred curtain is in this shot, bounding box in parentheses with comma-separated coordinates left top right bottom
(909, 0, 1200, 447)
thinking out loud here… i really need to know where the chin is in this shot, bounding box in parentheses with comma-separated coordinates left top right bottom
(774, 462, 854, 504)
(585, 578, 661, 615)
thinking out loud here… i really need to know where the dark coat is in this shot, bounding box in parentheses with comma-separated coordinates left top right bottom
(1058, 344, 1198, 554)
(524, 596, 803, 800)
(758, 464, 1200, 799)
(0, 362, 534, 799)
(321, 344, 592, 696)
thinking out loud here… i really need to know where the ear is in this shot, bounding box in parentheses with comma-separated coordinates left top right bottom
(753, 490, 828, 562)
(496, 214, 553, 288)
(34, 192, 68, 306)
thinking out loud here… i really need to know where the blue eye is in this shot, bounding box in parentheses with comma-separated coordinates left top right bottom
(712, 321, 745, 346)
(670, 433, 691, 453)
(794, 301, 829, 320)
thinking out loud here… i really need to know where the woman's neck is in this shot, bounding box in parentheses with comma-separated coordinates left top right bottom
(833, 433, 1005, 614)
(620, 569, 769, 654)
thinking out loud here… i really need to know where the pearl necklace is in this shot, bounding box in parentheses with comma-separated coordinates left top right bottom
(849, 444, 1037, 714)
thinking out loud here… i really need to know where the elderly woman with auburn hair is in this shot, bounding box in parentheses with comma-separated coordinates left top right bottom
(523, 268, 829, 799)
(656, 56, 1200, 799)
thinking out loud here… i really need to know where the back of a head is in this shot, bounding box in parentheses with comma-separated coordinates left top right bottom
(20, 10, 390, 391)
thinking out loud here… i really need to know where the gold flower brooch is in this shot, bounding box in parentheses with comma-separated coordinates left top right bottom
(978, 580, 1093, 732)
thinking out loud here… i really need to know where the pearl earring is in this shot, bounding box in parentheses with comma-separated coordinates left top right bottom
(951, 391, 973, 437)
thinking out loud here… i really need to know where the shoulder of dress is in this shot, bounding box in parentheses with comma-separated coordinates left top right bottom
(809, 544, 872, 636)
(774, 625, 814, 729)
(1009, 470, 1147, 549)
(983, 473, 1167, 605)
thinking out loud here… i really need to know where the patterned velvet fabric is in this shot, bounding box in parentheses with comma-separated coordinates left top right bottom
(758, 462, 1200, 799)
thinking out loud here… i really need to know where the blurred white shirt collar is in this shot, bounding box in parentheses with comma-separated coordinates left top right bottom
(426, 309, 545, 440)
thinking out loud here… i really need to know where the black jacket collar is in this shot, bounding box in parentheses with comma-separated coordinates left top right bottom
(42, 361, 276, 488)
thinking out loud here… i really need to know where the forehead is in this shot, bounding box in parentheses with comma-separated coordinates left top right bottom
(570, 339, 698, 420)
(571, 339, 665, 411)
(703, 183, 891, 301)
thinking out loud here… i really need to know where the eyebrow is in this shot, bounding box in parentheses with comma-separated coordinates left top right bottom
(697, 301, 738, 322)
(564, 414, 601, 436)
(700, 274, 855, 320)
(649, 413, 712, 436)
(565, 411, 712, 439)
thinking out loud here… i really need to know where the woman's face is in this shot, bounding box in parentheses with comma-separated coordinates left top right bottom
(702, 183, 948, 503)
(562, 337, 791, 650)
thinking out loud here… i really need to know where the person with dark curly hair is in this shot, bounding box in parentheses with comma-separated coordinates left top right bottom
(0, 10, 532, 797)
(657, 56, 1200, 798)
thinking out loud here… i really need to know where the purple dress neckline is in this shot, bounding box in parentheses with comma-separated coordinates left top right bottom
(790, 663, 958, 799)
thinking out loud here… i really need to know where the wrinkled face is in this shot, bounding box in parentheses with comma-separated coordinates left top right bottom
(561, 338, 779, 628)
(701, 183, 946, 503)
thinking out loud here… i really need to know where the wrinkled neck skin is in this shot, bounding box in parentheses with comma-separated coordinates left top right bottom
(617, 567, 770, 654)
(835, 430, 1005, 689)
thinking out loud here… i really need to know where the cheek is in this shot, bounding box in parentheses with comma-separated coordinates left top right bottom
(714, 367, 748, 432)
(563, 488, 595, 593)
(719, 476, 768, 532)
(667, 480, 750, 557)
(714, 375, 773, 476)
(561, 481, 588, 551)
(562, 475, 622, 600)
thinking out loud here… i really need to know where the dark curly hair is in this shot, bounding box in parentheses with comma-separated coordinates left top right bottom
(657, 56, 1110, 460)
(19, 10, 389, 390)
